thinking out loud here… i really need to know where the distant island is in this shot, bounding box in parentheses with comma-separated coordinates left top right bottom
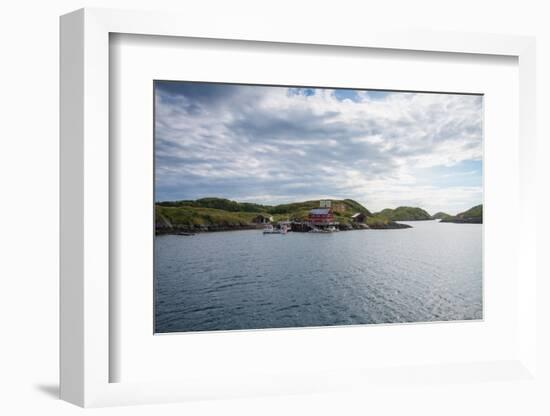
(374, 205, 483, 223)
(431, 212, 452, 220)
(440, 204, 483, 224)
(375, 206, 432, 221)
(155, 198, 412, 234)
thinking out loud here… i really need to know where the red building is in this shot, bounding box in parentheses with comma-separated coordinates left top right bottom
(308, 208, 334, 224)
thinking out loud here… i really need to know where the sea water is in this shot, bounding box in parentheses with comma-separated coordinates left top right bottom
(155, 220, 482, 333)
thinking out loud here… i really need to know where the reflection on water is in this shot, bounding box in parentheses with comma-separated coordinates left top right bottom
(155, 220, 482, 333)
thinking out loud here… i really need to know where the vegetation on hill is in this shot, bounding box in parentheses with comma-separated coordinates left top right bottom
(155, 197, 407, 232)
(157, 197, 266, 213)
(156, 205, 259, 228)
(375, 206, 432, 221)
(158, 198, 371, 216)
(440, 204, 483, 224)
(432, 212, 452, 220)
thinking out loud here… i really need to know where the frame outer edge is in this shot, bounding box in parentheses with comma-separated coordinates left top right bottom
(82, 8, 111, 407)
(60, 9, 85, 407)
(517, 39, 537, 376)
(58, 6, 538, 407)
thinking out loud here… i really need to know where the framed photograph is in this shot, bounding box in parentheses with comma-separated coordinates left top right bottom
(60, 8, 538, 407)
(152, 80, 484, 334)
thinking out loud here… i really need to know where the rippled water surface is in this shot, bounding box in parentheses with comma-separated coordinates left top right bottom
(155, 221, 482, 333)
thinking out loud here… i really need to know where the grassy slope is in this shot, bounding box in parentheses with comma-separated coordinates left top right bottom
(460, 205, 482, 218)
(156, 205, 262, 227)
(157, 197, 267, 213)
(375, 206, 432, 221)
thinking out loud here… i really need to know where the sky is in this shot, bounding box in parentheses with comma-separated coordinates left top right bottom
(155, 81, 483, 215)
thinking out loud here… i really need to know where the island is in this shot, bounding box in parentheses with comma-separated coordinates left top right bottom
(155, 198, 412, 234)
(431, 212, 452, 220)
(374, 206, 432, 221)
(440, 204, 483, 224)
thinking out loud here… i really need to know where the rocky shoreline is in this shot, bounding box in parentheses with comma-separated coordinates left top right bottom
(156, 224, 263, 235)
(367, 222, 412, 230)
(440, 217, 482, 224)
(156, 220, 411, 235)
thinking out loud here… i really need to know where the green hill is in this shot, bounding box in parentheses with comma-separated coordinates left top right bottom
(432, 212, 452, 220)
(156, 205, 261, 228)
(375, 206, 432, 221)
(440, 204, 483, 224)
(155, 197, 407, 233)
(157, 197, 267, 213)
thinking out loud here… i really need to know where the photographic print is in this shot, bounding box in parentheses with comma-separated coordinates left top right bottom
(154, 81, 483, 333)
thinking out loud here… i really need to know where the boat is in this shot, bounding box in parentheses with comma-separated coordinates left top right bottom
(263, 224, 282, 234)
(309, 225, 338, 233)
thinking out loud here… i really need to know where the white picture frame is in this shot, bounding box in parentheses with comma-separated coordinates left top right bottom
(60, 7, 538, 407)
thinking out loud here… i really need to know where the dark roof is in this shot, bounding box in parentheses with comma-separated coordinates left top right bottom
(309, 208, 331, 215)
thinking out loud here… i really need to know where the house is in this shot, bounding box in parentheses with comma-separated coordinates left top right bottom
(252, 214, 273, 224)
(351, 212, 366, 223)
(308, 208, 334, 224)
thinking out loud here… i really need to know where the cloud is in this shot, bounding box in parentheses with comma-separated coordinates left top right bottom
(155, 82, 483, 215)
